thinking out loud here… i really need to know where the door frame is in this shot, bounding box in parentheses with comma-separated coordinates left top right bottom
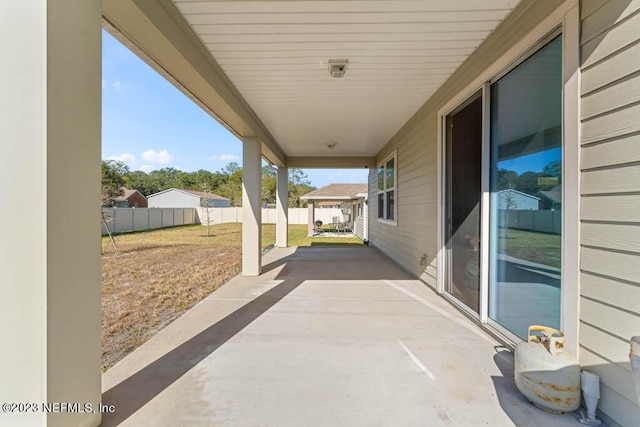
(435, 1, 580, 352)
(441, 89, 485, 320)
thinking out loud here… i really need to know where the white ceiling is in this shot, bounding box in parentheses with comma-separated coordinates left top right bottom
(172, 0, 521, 158)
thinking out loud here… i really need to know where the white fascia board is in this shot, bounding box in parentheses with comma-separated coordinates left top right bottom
(300, 195, 353, 201)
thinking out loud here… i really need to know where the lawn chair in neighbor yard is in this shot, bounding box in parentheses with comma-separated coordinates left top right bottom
(330, 216, 340, 233)
(337, 221, 352, 234)
(313, 220, 324, 236)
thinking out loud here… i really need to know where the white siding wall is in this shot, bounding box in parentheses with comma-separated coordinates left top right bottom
(148, 189, 200, 208)
(355, 217, 364, 241)
(579, 1, 640, 425)
(368, 0, 563, 287)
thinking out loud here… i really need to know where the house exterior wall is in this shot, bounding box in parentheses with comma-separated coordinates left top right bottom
(579, 0, 640, 425)
(496, 190, 540, 210)
(368, 0, 639, 424)
(208, 198, 231, 208)
(127, 191, 148, 208)
(369, 0, 564, 283)
(148, 189, 200, 208)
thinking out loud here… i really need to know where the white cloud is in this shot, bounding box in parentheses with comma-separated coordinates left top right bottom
(209, 153, 239, 162)
(107, 153, 137, 165)
(102, 79, 105, 88)
(141, 149, 175, 164)
(139, 164, 154, 173)
(112, 80, 123, 91)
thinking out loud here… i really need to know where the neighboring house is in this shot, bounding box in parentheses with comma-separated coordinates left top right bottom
(114, 188, 148, 208)
(301, 184, 368, 242)
(317, 201, 341, 209)
(537, 185, 562, 210)
(497, 189, 540, 210)
(147, 188, 231, 208)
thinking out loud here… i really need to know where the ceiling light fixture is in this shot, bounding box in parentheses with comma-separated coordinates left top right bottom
(328, 59, 348, 78)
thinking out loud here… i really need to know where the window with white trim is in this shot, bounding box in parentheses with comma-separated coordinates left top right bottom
(377, 154, 396, 222)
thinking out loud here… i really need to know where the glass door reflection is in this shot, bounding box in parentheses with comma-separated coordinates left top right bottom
(489, 36, 563, 339)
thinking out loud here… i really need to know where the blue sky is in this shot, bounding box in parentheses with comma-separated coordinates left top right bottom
(102, 31, 368, 188)
(498, 147, 561, 175)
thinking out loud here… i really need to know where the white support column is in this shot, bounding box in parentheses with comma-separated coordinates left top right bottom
(276, 167, 289, 247)
(307, 201, 316, 236)
(0, 1, 102, 426)
(363, 194, 369, 242)
(242, 136, 262, 276)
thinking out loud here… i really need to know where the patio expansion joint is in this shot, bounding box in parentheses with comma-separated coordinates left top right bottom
(381, 280, 496, 345)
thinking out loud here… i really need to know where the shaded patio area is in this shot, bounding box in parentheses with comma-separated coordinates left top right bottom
(101, 246, 582, 426)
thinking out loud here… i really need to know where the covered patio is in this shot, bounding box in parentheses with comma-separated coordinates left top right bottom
(100, 246, 581, 426)
(8, 0, 640, 425)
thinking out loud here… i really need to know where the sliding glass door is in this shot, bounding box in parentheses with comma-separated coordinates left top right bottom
(445, 93, 483, 314)
(488, 36, 563, 339)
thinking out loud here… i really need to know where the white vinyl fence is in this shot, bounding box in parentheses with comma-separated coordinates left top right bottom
(197, 207, 345, 225)
(101, 207, 345, 234)
(101, 208, 197, 234)
(500, 209, 561, 235)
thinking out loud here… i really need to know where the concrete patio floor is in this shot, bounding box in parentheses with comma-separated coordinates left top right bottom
(101, 246, 584, 426)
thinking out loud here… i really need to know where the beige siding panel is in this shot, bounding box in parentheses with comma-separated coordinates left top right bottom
(580, 296, 640, 340)
(580, 323, 633, 370)
(597, 382, 640, 427)
(581, 133, 640, 168)
(399, 181, 437, 198)
(581, 0, 640, 43)
(581, 164, 640, 194)
(582, 195, 640, 222)
(581, 102, 640, 144)
(581, 0, 607, 20)
(580, 0, 640, 423)
(581, 272, 640, 315)
(582, 247, 640, 283)
(581, 223, 640, 253)
(581, 73, 640, 120)
(580, 347, 640, 423)
(581, 41, 640, 93)
(583, 9, 640, 67)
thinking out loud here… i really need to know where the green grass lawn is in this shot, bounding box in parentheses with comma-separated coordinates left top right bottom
(497, 228, 561, 268)
(262, 224, 363, 247)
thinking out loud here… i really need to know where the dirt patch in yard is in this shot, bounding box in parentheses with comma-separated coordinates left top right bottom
(101, 223, 361, 371)
(101, 224, 243, 371)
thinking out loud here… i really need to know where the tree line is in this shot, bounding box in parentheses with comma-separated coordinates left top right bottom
(102, 160, 315, 208)
(496, 161, 561, 194)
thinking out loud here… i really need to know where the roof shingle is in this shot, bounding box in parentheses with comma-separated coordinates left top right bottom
(301, 183, 367, 200)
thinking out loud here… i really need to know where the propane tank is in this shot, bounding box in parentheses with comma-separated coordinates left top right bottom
(514, 325, 581, 414)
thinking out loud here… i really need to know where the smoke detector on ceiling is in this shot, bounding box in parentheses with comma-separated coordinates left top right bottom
(328, 59, 348, 78)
